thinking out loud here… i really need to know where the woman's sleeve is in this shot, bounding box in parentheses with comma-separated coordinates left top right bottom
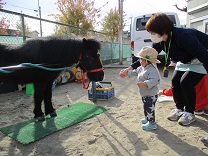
(152, 43, 164, 54)
(130, 59, 141, 69)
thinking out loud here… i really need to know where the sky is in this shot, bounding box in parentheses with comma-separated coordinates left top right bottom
(2, 0, 188, 36)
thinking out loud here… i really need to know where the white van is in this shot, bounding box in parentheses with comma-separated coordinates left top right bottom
(130, 12, 180, 63)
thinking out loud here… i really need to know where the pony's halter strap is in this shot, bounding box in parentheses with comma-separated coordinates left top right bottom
(87, 68, 104, 73)
(77, 50, 104, 89)
(77, 51, 104, 73)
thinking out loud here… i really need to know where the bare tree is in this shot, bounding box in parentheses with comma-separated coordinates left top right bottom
(173, 4, 187, 12)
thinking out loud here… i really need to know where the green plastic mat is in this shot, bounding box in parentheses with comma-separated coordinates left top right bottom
(0, 102, 109, 144)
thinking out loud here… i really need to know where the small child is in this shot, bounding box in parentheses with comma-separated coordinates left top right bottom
(128, 46, 161, 131)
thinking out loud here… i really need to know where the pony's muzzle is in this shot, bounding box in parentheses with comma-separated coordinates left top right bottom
(87, 70, 104, 82)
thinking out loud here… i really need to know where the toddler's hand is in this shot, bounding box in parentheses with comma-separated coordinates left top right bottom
(137, 82, 147, 88)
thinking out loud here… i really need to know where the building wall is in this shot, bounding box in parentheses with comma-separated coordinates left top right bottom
(186, 0, 208, 33)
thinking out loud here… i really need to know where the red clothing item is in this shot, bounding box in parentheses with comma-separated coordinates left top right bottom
(195, 74, 208, 110)
(162, 74, 208, 110)
(162, 88, 173, 96)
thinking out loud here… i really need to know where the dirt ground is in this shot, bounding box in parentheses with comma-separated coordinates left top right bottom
(0, 61, 208, 156)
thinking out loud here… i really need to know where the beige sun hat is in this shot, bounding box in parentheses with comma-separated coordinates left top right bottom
(134, 46, 161, 63)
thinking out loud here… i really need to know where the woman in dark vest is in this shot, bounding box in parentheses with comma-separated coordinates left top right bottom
(120, 12, 208, 126)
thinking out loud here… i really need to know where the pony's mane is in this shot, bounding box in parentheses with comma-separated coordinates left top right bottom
(0, 37, 101, 69)
(27, 37, 84, 64)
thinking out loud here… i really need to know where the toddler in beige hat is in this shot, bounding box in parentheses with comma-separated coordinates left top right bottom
(129, 46, 161, 130)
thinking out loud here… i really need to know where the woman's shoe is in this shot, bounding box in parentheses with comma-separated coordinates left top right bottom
(194, 109, 204, 115)
(167, 108, 183, 121)
(200, 137, 208, 146)
(178, 112, 195, 126)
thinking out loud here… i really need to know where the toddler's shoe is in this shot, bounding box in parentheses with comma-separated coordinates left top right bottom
(140, 118, 148, 124)
(142, 121, 157, 131)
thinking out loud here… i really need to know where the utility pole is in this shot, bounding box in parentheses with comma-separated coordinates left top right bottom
(129, 16, 132, 34)
(118, 0, 123, 65)
(38, 0, 42, 37)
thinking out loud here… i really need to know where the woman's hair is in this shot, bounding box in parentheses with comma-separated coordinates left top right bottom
(145, 13, 173, 36)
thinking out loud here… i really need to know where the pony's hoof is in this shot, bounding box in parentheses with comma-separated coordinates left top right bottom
(50, 112, 57, 117)
(35, 116, 45, 121)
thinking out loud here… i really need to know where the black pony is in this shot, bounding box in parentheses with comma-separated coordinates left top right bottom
(0, 37, 104, 120)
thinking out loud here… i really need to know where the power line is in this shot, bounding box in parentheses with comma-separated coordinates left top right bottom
(5, 3, 37, 11)
(140, 1, 161, 12)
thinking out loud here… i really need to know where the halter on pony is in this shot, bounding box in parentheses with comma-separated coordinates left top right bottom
(76, 51, 104, 89)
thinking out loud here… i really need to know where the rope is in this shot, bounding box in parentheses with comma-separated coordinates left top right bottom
(0, 63, 76, 74)
(0, 69, 13, 74)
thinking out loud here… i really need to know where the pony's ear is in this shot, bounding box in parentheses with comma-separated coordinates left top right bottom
(83, 38, 87, 42)
(82, 38, 87, 54)
(82, 38, 87, 49)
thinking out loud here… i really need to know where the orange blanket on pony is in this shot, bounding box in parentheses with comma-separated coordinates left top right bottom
(161, 74, 208, 110)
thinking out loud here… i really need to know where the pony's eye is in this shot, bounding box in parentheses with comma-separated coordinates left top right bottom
(97, 53, 100, 57)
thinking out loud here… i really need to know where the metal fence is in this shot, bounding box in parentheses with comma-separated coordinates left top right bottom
(0, 9, 131, 64)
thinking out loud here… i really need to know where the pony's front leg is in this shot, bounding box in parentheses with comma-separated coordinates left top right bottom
(44, 81, 56, 118)
(33, 82, 45, 121)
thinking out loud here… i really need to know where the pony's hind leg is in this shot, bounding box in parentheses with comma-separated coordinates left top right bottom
(33, 82, 45, 121)
(44, 81, 57, 118)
